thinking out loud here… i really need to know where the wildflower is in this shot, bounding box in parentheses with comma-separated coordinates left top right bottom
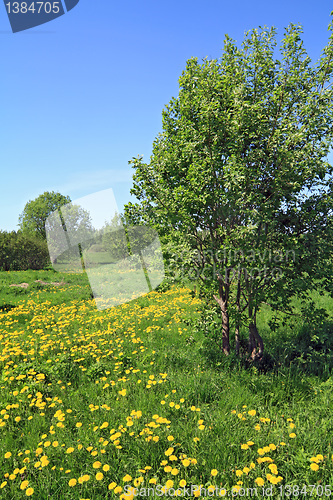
(96, 472, 104, 480)
(69, 478, 77, 486)
(211, 469, 218, 477)
(4, 452, 11, 459)
(20, 480, 29, 490)
(26, 488, 34, 496)
(310, 463, 319, 471)
(255, 477, 264, 486)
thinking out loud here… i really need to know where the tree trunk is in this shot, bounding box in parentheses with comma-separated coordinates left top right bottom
(235, 274, 241, 356)
(235, 325, 240, 356)
(248, 322, 264, 360)
(213, 294, 230, 355)
(221, 301, 230, 355)
(248, 324, 256, 358)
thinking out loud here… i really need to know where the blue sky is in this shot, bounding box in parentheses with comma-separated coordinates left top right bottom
(1, 0, 333, 232)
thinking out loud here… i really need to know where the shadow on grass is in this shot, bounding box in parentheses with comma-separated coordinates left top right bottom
(199, 320, 333, 382)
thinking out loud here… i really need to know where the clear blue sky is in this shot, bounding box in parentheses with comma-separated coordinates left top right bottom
(1, 0, 333, 232)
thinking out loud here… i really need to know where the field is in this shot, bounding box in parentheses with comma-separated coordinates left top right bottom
(0, 269, 333, 499)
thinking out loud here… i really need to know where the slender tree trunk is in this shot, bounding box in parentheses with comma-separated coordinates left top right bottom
(213, 293, 230, 355)
(235, 274, 241, 356)
(248, 324, 256, 358)
(221, 300, 230, 355)
(248, 322, 264, 360)
(247, 304, 264, 360)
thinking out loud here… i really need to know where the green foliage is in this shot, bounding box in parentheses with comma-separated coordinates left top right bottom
(18, 190, 71, 240)
(125, 17, 333, 356)
(0, 230, 50, 271)
(2, 270, 333, 494)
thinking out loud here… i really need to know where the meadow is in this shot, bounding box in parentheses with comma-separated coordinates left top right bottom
(0, 269, 333, 499)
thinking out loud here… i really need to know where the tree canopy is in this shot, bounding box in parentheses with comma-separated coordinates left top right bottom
(125, 17, 333, 360)
(18, 191, 72, 240)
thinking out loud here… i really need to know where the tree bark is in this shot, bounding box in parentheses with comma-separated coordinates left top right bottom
(248, 321, 264, 360)
(213, 294, 230, 355)
(235, 325, 240, 357)
(235, 274, 241, 356)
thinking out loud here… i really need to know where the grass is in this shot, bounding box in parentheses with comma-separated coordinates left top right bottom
(0, 269, 333, 499)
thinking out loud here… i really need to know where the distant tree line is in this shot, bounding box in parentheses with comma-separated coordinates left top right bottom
(0, 230, 50, 271)
(0, 191, 71, 271)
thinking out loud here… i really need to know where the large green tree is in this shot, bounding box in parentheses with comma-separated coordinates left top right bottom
(18, 191, 71, 240)
(125, 17, 333, 359)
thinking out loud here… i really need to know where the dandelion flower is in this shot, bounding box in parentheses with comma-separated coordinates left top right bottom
(20, 480, 29, 490)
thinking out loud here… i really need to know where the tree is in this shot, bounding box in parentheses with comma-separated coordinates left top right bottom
(18, 191, 72, 240)
(125, 16, 333, 359)
(0, 231, 50, 271)
(45, 201, 95, 270)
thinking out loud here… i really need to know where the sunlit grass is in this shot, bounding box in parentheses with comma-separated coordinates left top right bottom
(0, 270, 333, 499)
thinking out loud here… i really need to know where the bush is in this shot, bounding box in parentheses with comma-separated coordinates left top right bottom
(0, 231, 50, 271)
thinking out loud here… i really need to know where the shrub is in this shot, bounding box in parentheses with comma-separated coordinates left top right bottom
(0, 231, 50, 271)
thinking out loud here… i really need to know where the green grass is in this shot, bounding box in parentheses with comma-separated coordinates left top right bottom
(0, 269, 333, 499)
